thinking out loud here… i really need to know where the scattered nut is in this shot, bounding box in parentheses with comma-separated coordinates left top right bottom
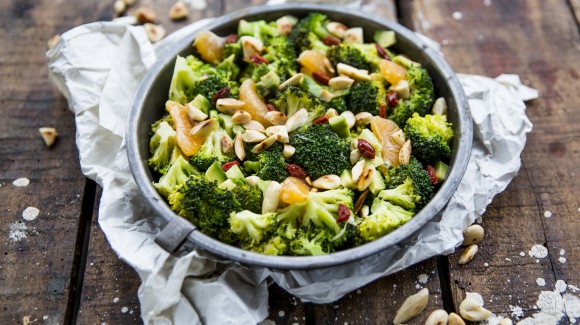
(262, 181, 282, 213)
(393, 288, 429, 324)
(243, 120, 266, 132)
(432, 97, 448, 115)
(459, 244, 478, 265)
(390, 129, 406, 147)
(276, 15, 297, 35)
(390, 80, 410, 99)
(266, 125, 289, 143)
(351, 138, 359, 150)
(285, 108, 308, 132)
(279, 73, 304, 90)
(462, 224, 484, 246)
(231, 110, 252, 125)
(304, 176, 312, 186)
(319, 89, 334, 103)
(341, 111, 355, 129)
(282, 144, 295, 159)
(325, 108, 339, 119)
(448, 312, 466, 325)
(312, 175, 342, 190)
(357, 165, 375, 191)
(498, 318, 513, 325)
(169, 1, 189, 21)
(398, 140, 411, 165)
(134, 7, 156, 24)
(459, 297, 492, 322)
(265, 111, 288, 125)
(350, 149, 361, 165)
(323, 57, 335, 74)
(216, 98, 245, 114)
(425, 309, 449, 325)
(39, 127, 58, 147)
(241, 130, 267, 143)
(114, 0, 126, 16)
(252, 135, 277, 153)
(47, 34, 61, 50)
(245, 175, 260, 186)
(144, 23, 166, 43)
(221, 135, 233, 153)
(351, 160, 366, 181)
(240, 36, 264, 61)
(343, 27, 363, 44)
(235, 134, 245, 161)
(355, 112, 373, 126)
(184, 102, 208, 121)
(359, 205, 369, 218)
(326, 21, 348, 38)
(328, 75, 355, 90)
(337, 63, 371, 81)
(190, 118, 217, 137)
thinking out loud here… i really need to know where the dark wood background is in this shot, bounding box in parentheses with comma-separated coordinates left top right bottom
(1, 0, 579, 324)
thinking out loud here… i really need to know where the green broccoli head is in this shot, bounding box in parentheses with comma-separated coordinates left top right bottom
(231, 180, 263, 214)
(405, 113, 453, 164)
(245, 235, 288, 255)
(357, 198, 414, 242)
(154, 156, 200, 198)
(326, 43, 373, 71)
(168, 55, 216, 103)
(171, 175, 241, 244)
(276, 201, 308, 229)
(352, 43, 382, 70)
(289, 123, 350, 180)
(263, 37, 298, 80)
(190, 128, 234, 171)
(185, 74, 239, 104)
(326, 97, 348, 114)
(389, 66, 435, 127)
(345, 80, 387, 116)
(272, 85, 325, 120)
(148, 121, 177, 175)
(223, 41, 243, 62)
(287, 13, 330, 53)
(289, 226, 334, 256)
(301, 188, 354, 234)
(243, 142, 289, 183)
(238, 19, 280, 44)
(229, 210, 277, 244)
(377, 178, 421, 211)
(380, 157, 435, 209)
(216, 54, 241, 81)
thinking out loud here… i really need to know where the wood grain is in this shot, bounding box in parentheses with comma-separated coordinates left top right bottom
(408, 0, 580, 321)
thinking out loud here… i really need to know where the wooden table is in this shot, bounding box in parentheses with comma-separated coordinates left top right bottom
(1, 0, 579, 323)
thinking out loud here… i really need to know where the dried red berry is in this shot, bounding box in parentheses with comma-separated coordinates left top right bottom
(337, 204, 351, 223)
(425, 165, 439, 185)
(312, 115, 329, 125)
(222, 160, 240, 171)
(266, 103, 276, 111)
(386, 91, 398, 107)
(212, 87, 230, 102)
(312, 72, 330, 86)
(322, 36, 341, 46)
(249, 54, 269, 65)
(357, 139, 375, 159)
(379, 104, 387, 118)
(375, 43, 390, 60)
(285, 163, 308, 180)
(225, 34, 238, 44)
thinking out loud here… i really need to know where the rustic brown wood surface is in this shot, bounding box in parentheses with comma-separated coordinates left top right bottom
(1, 0, 579, 324)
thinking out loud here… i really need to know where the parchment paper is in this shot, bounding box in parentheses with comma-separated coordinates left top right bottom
(46, 19, 535, 324)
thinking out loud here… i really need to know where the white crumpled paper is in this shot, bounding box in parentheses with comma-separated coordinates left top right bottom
(47, 19, 535, 324)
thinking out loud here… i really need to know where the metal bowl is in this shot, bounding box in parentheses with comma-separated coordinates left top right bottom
(127, 3, 472, 270)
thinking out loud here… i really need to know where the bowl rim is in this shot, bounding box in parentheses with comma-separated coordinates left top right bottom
(127, 3, 473, 270)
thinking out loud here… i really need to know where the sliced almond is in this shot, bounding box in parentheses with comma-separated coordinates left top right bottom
(326, 22, 348, 38)
(398, 140, 412, 165)
(283, 144, 295, 159)
(169, 1, 188, 21)
(448, 312, 466, 325)
(216, 98, 245, 114)
(312, 175, 341, 190)
(350, 149, 361, 165)
(355, 112, 373, 126)
(462, 224, 485, 246)
(240, 36, 264, 61)
(351, 138, 359, 150)
(337, 63, 371, 81)
(352, 159, 366, 181)
(304, 177, 312, 186)
(341, 111, 355, 129)
(231, 110, 252, 125)
(276, 15, 297, 35)
(459, 244, 478, 265)
(425, 309, 449, 325)
(432, 97, 448, 115)
(265, 111, 288, 126)
(329, 75, 355, 90)
(234, 134, 245, 161)
(359, 205, 369, 218)
(245, 175, 260, 186)
(47, 34, 61, 50)
(357, 165, 375, 191)
(243, 120, 266, 132)
(184, 102, 208, 121)
(114, 0, 126, 15)
(285, 108, 308, 132)
(39, 127, 58, 147)
(134, 7, 156, 24)
(241, 130, 267, 143)
(459, 297, 491, 322)
(343, 27, 363, 44)
(393, 288, 429, 324)
(324, 57, 335, 74)
(320, 89, 335, 103)
(390, 80, 410, 99)
(279, 73, 304, 91)
(221, 135, 233, 153)
(391, 129, 406, 147)
(266, 125, 289, 143)
(324, 109, 337, 119)
(262, 181, 282, 213)
(144, 23, 166, 43)
(190, 118, 217, 137)
(252, 135, 277, 153)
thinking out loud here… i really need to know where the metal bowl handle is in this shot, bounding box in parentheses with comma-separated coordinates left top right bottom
(155, 218, 197, 255)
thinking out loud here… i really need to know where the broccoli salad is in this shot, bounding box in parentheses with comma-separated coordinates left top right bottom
(148, 13, 454, 256)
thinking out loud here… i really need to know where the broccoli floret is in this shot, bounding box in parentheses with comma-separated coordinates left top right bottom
(289, 227, 334, 256)
(148, 121, 177, 175)
(352, 43, 382, 70)
(229, 210, 277, 243)
(326, 97, 348, 113)
(223, 41, 243, 62)
(238, 19, 280, 45)
(380, 157, 435, 209)
(289, 123, 350, 180)
(389, 66, 435, 127)
(151, 114, 174, 133)
(231, 180, 263, 214)
(216, 54, 241, 81)
(185, 74, 239, 104)
(287, 13, 330, 53)
(154, 156, 200, 198)
(301, 188, 354, 234)
(272, 85, 325, 121)
(263, 37, 298, 80)
(404, 113, 454, 164)
(326, 43, 372, 71)
(276, 201, 308, 229)
(170, 175, 241, 243)
(357, 198, 414, 242)
(377, 178, 421, 211)
(346, 80, 387, 116)
(243, 143, 289, 183)
(169, 55, 216, 103)
(190, 127, 234, 171)
(245, 235, 288, 255)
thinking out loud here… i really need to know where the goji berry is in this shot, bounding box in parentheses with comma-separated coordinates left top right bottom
(337, 204, 351, 223)
(249, 54, 269, 65)
(425, 165, 439, 185)
(312, 115, 329, 125)
(222, 160, 240, 171)
(212, 87, 230, 103)
(312, 72, 330, 86)
(357, 139, 375, 159)
(322, 36, 341, 46)
(285, 163, 308, 180)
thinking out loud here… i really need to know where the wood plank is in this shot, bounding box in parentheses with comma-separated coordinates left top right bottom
(408, 0, 580, 321)
(0, 0, 111, 323)
(571, 0, 580, 27)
